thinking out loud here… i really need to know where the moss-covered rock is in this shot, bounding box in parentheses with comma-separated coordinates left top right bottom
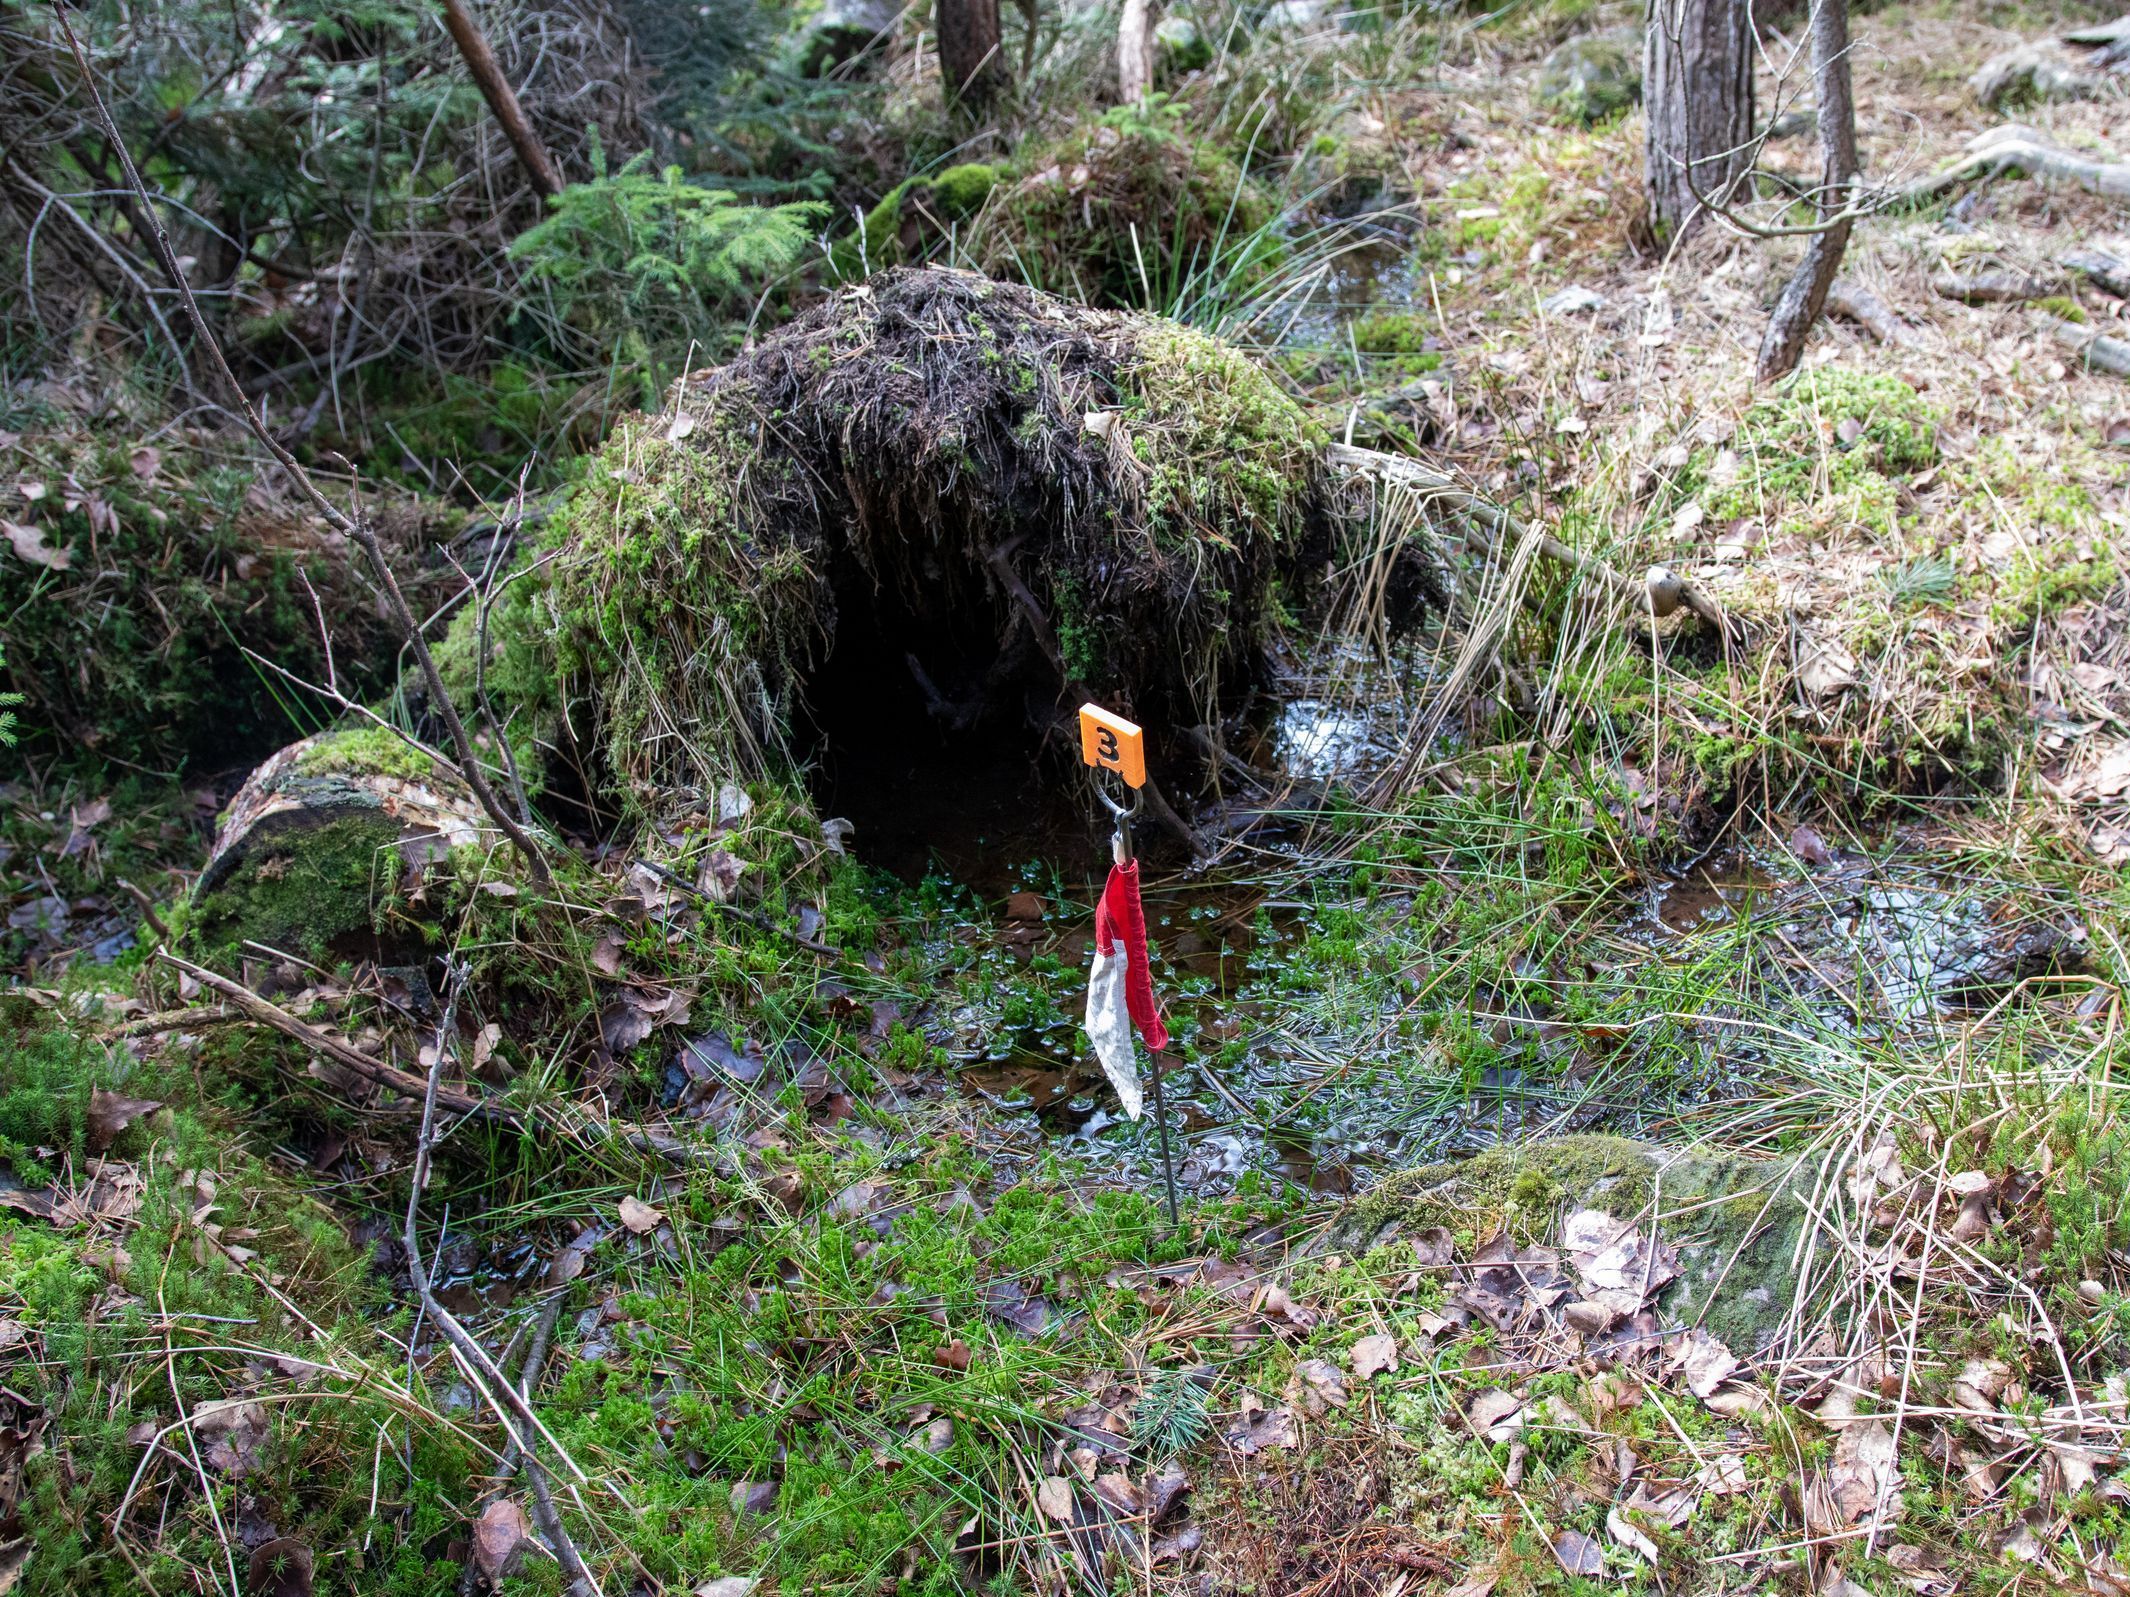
(188, 727, 483, 959)
(1154, 14, 1211, 75)
(1536, 28, 1642, 126)
(1329, 1135, 1813, 1355)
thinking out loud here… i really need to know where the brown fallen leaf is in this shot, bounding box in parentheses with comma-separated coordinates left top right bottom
(1035, 1475, 1075, 1524)
(1291, 1359, 1348, 1417)
(1350, 1332, 1399, 1379)
(473, 1499, 531, 1581)
(1465, 1388, 1524, 1442)
(86, 1090, 162, 1153)
(1223, 1393, 1297, 1455)
(193, 1399, 269, 1477)
(618, 1195, 664, 1234)
(1666, 1327, 1740, 1400)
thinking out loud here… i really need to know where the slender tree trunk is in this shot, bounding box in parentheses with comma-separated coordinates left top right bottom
(1757, 0, 1858, 380)
(1118, 0, 1154, 103)
(1644, 0, 1755, 244)
(439, 0, 563, 200)
(938, 0, 1011, 113)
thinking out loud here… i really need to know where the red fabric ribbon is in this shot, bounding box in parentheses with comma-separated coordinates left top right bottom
(1093, 859, 1168, 1052)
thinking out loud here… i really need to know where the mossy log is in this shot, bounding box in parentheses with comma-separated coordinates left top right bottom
(190, 728, 487, 960)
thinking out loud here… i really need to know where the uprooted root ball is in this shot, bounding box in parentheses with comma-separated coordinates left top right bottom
(457, 266, 1329, 815)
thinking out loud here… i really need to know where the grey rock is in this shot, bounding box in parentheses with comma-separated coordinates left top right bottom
(1536, 27, 1642, 126)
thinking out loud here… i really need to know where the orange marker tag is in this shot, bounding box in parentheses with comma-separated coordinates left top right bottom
(1078, 704, 1146, 788)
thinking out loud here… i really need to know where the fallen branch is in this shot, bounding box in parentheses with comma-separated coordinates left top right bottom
(156, 949, 514, 1125)
(2063, 245, 2130, 298)
(1930, 269, 2063, 304)
(439, 0, 564, 201)
(403, 963, 605, 1597)
(1824, 279, 1916, 345)
(1902, 124, 2130, 206)
(2044, 315, 2130, 377)
(1322, 444, 1738, 639)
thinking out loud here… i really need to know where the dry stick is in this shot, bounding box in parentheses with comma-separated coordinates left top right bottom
(55, 13, 552, 887)
(403, 963, 607, 1595)
(1901, 125, 2130, 207)
(2045, 315, 2130, 378)
(1756, 0, 1857, 383)
(157, 948, 738, 1175)
(1929, 270, 2063, 305)
(438, 0, 563, 200)
(157, 949, 511, 1124)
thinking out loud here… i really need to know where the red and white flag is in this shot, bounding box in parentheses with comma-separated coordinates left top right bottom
(1085, 859, 1167, 1119)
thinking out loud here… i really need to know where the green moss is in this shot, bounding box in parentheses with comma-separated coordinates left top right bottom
(291, 725, 437, 781)
(2038, 295, 2087, 324)
(1119, 323, 1323, 548)
(828, 163, 1001, 281)
(189, 813, 404, 959)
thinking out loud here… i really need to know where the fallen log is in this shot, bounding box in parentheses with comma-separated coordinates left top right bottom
(1930, 269, 2064, 304)
(2045, 315, 2130, 377)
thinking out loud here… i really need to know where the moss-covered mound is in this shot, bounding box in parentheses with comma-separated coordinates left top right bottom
(465, 266, 1328, 814)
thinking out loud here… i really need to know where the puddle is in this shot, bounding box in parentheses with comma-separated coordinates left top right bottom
(1269, 230, 1423, 352)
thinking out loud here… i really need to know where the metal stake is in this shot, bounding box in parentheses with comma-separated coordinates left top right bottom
(1098, 771, 1179, 1227)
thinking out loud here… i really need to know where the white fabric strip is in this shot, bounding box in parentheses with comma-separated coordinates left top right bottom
(1084, 944, 1144, 1120)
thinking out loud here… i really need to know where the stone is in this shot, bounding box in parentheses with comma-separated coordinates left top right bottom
(1154, 14, 1211, 76)
(1536, 28, 1642, 126)
(790, 0, 899, 77)
(1261, 0, 1327, 34)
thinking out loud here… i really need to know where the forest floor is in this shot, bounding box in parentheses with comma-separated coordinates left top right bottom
(9, 2, 2130, 1596)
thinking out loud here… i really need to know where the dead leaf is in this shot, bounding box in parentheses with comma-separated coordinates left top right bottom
(730, 1480, 778, 1516)
(693, 1581, 758, 1597)
(618, 1195, 664, 1234)
(1825, 1418, 1900, 1528)
(1563, 1209, 1679, 1319)
(1291, 1359, 1348, 1416)
(193, 1399, 268, 1477)
(2, 520, 69, 570)
(1350, 1332, 1399, 1379)
(1223, 1393, 1297, 1455)
(1551, 1528, 1604, 1577)
(1797, 631, 1858, 698)
(1951, 1357, 2015, 1414)
(1465, 1389, 1524, 1442)
(981, 1279, 1049, 1337)
(1790, 825, 1834, 868)
(86, 1090, 162, 1152)
(1258, 1282, 1318, 1335)
(1699, 1454, 1749, 1495)
(473, 1499, 531, 1581)
(935, 1339, 971, 1372)
(1666, 1327, 1740, 1400)
(1443, 1567, 1498, 1597)
(698, 849, 745, 903)
(471, 1022, 502, 1074)
(1606, 1503, 1661, 1564)
(1035, 1475, 1075, 1523)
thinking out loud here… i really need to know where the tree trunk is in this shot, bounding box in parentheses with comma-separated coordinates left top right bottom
(1119, 0, 1154, 103)
(1643, 0, 1755, 244)
(938, 0, 1011, 113)
(1756, 0, 1858, 381)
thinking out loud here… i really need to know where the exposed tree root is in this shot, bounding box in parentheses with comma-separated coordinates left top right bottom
(1930, 269, 2064, 304)
(1903, 124, 2130, 206)
(2045, 315, 2130, 377)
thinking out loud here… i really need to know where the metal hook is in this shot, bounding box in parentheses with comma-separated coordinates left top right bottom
(1095, 769, 1143, 865)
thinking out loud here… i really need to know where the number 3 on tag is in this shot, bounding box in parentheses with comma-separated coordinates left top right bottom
(1078, 704, 1146, 789)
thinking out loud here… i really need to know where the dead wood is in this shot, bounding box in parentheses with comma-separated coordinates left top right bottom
(439, 0, 564, 200)
(1118, 0, 1155, 102)
(1930, 270, 2063, 304)
(2045, 316, 2130, 377)
(1824, 279, 1916, 345)
(2062, 245, 2130, 298)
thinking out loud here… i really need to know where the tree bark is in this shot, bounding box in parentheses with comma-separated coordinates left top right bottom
(439, 0, 563, 200)
(1119, 0, 1154, 103)
(1755, 0, 1858, 381)
(938, 0, 1011, 113)
(1644, 0, 1756, 244)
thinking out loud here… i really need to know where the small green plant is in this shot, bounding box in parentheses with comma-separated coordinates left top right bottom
(1131, 1365, 1212, 1458)
(1883, 551, 1956, 607)
(0, 642, 20, 748)
(509, 134, 823, 374)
